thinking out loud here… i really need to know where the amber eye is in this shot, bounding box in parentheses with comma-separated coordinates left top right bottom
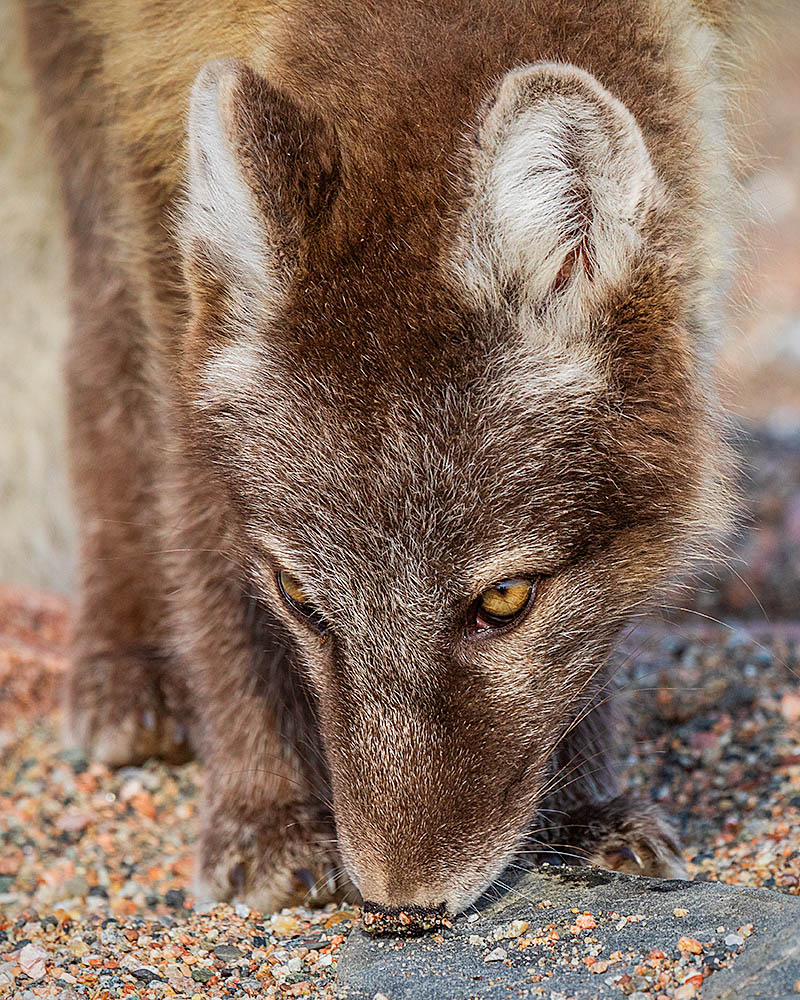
(276, 571, 327, 633)
(467, 578, 535, 637)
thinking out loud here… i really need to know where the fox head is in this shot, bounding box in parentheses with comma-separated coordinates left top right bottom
(177, 52, 730, 913)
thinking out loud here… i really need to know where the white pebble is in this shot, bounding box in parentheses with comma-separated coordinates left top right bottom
(19, 944, 48, 980)
(484, 947, 507, 963)
(234, 903, 250, 918)
(725, 933, 745, 947)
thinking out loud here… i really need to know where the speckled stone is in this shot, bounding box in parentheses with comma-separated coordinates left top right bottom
(337, 868, 800, 999)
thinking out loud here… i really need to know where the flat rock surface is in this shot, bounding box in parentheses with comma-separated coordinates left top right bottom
(337, 868, 800, 999)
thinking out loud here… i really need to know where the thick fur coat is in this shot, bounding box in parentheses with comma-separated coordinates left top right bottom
(23, 0, 752, 914)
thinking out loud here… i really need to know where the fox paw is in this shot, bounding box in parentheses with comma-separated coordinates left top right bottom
(584, 795, 687, 879)
(66, 651, 193, 767)
(196, 802, 354, 911)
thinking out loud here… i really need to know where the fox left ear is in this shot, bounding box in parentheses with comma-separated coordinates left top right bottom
(454, 62, 661, 320)
(181, 59, 339, 339)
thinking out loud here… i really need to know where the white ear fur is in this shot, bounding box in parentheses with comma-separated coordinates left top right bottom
(182, 59, 276, 296)
(456, 62, 661, 322)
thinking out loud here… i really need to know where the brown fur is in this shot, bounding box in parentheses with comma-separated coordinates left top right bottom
(23, 0, 744, 912)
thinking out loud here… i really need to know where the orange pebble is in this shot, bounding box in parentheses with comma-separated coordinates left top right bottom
(677, 936, 703, 955)
(130, 792, 156, 819)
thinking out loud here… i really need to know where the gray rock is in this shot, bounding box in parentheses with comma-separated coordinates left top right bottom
(336, 867, 800, 999)
(213, 943, 244, 962)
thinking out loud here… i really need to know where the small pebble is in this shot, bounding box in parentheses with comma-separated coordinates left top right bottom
(484, 947, 507, 963)
(19, 943, 48, 979)
(132, 967, 164, 983)
(164, 888, 185, 909)
(193, 899, 217, 915)
(212, 944, 242, 962)
(507, 919, 530, 937)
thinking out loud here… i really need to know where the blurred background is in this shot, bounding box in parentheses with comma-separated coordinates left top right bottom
(0, 1, 799, 606)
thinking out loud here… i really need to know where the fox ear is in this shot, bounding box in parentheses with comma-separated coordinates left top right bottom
(181, 58, 338, 331)
(456, 62, 660, 320)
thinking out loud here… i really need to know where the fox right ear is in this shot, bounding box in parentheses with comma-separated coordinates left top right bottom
(453, 62, 661, 331)
(181, 59, 338, 333)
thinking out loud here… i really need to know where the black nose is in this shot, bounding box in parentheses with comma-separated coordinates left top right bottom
(360, 901, 450, 936)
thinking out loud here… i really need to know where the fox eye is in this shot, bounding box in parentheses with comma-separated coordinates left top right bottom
(467, 578, 535, 637)
(276, 571, 328, 634)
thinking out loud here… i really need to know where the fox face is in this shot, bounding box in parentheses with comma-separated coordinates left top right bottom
(177, 57, 730, 912)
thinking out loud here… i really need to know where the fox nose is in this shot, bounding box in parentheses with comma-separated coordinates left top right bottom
(360, 901, 450, 935)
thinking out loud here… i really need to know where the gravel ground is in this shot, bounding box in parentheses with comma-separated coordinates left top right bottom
(618, 623, 800, 894)
(0, 587, 356, 998)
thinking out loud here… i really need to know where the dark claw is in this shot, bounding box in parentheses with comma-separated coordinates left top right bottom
(293, 868, 317, 893)
(605, 845, 642, 868)
(228, 861, 247, 895)
(326, 863, 338, 895)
